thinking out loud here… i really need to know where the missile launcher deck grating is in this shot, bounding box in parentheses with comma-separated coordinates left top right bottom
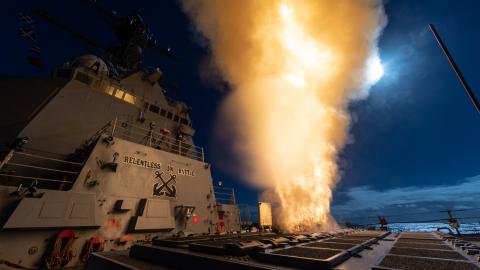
(85, 231, 480, 270)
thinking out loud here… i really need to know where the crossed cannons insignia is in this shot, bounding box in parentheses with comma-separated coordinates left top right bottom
(153, 171, 177, 197)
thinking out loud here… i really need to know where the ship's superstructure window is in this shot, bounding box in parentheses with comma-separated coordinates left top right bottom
(108, 87, 140, 105)
(105, 85, 115, 95)
(73, 69, 140, 106)
(149, 104, 160, 113)
(75, 72, 93, 85)
(114, 89, 125, 99)
(72, 68, 191, 125)
(123, 93, 136, 104)
(146, 105, 190, 125)
(91, 80, 102, 89)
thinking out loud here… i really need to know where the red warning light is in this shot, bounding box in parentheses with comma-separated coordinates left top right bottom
(192, 215, 199, 224)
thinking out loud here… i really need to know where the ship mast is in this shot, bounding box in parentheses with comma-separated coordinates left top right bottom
(429, 24, 480, 114)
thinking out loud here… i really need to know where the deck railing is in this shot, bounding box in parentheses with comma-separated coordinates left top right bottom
(109, 118, 205, 162)
(0, 148, 84, 190)
(214, 186, 236, 205)
(0, 118, 205, 190)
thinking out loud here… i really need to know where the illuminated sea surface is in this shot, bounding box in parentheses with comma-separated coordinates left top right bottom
(380, 223, 480, 234)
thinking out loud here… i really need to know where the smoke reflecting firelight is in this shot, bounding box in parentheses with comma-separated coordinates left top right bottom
(182, 0, 387, 232)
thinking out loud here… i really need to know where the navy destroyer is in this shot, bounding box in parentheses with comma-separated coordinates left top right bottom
(1, 2, 480, 270)
(0, 2, 240, 269)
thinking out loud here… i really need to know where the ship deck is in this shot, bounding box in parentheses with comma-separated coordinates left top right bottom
(86, 231, 480, 270)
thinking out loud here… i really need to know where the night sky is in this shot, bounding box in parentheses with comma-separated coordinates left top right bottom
(2, 0, 480, 226)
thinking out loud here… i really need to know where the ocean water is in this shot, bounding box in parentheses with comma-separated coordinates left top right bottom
(381, 222, 480, 234)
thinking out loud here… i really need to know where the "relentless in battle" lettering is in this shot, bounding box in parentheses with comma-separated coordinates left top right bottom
(123, 155, 162, 169)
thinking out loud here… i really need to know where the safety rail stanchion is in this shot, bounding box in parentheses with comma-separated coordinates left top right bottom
(0, 149, 15, 170)
(111, 117, 117, 136)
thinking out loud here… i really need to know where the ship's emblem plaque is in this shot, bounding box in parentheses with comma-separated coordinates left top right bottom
(153, 171, 176, 197)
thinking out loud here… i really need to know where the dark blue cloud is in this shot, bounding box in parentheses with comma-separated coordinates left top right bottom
(333, 174, 480, 225)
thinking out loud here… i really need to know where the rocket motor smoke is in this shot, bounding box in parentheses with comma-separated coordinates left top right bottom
(183, 0, 386, 231)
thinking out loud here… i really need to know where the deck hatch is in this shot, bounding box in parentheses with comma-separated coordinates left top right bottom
(374, 254, 479, 270)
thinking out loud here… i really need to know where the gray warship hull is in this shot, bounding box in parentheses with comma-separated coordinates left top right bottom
(0, 55, 240, 269)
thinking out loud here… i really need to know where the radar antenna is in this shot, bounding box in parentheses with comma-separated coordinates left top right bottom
(31, 1, 176, 78)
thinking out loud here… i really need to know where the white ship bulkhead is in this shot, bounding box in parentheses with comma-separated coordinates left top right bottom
(0, 55, 240, 269)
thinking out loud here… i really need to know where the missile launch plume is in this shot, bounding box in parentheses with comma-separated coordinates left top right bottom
(182, 0, 386, 231)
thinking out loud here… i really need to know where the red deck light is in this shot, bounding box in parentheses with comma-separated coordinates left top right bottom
(192, 215, 199, 224)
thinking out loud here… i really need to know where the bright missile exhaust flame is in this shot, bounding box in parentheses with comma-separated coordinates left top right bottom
(367, 55, 384, 85)
(182, 0, 386, 231)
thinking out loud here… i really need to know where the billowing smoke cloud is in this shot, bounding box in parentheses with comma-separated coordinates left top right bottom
(182, 0, 386, 231)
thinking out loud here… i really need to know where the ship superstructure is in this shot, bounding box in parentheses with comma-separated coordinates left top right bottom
(0, 3, 240, 269)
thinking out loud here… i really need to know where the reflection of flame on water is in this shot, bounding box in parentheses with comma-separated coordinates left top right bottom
(182, 0, 386, 232)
